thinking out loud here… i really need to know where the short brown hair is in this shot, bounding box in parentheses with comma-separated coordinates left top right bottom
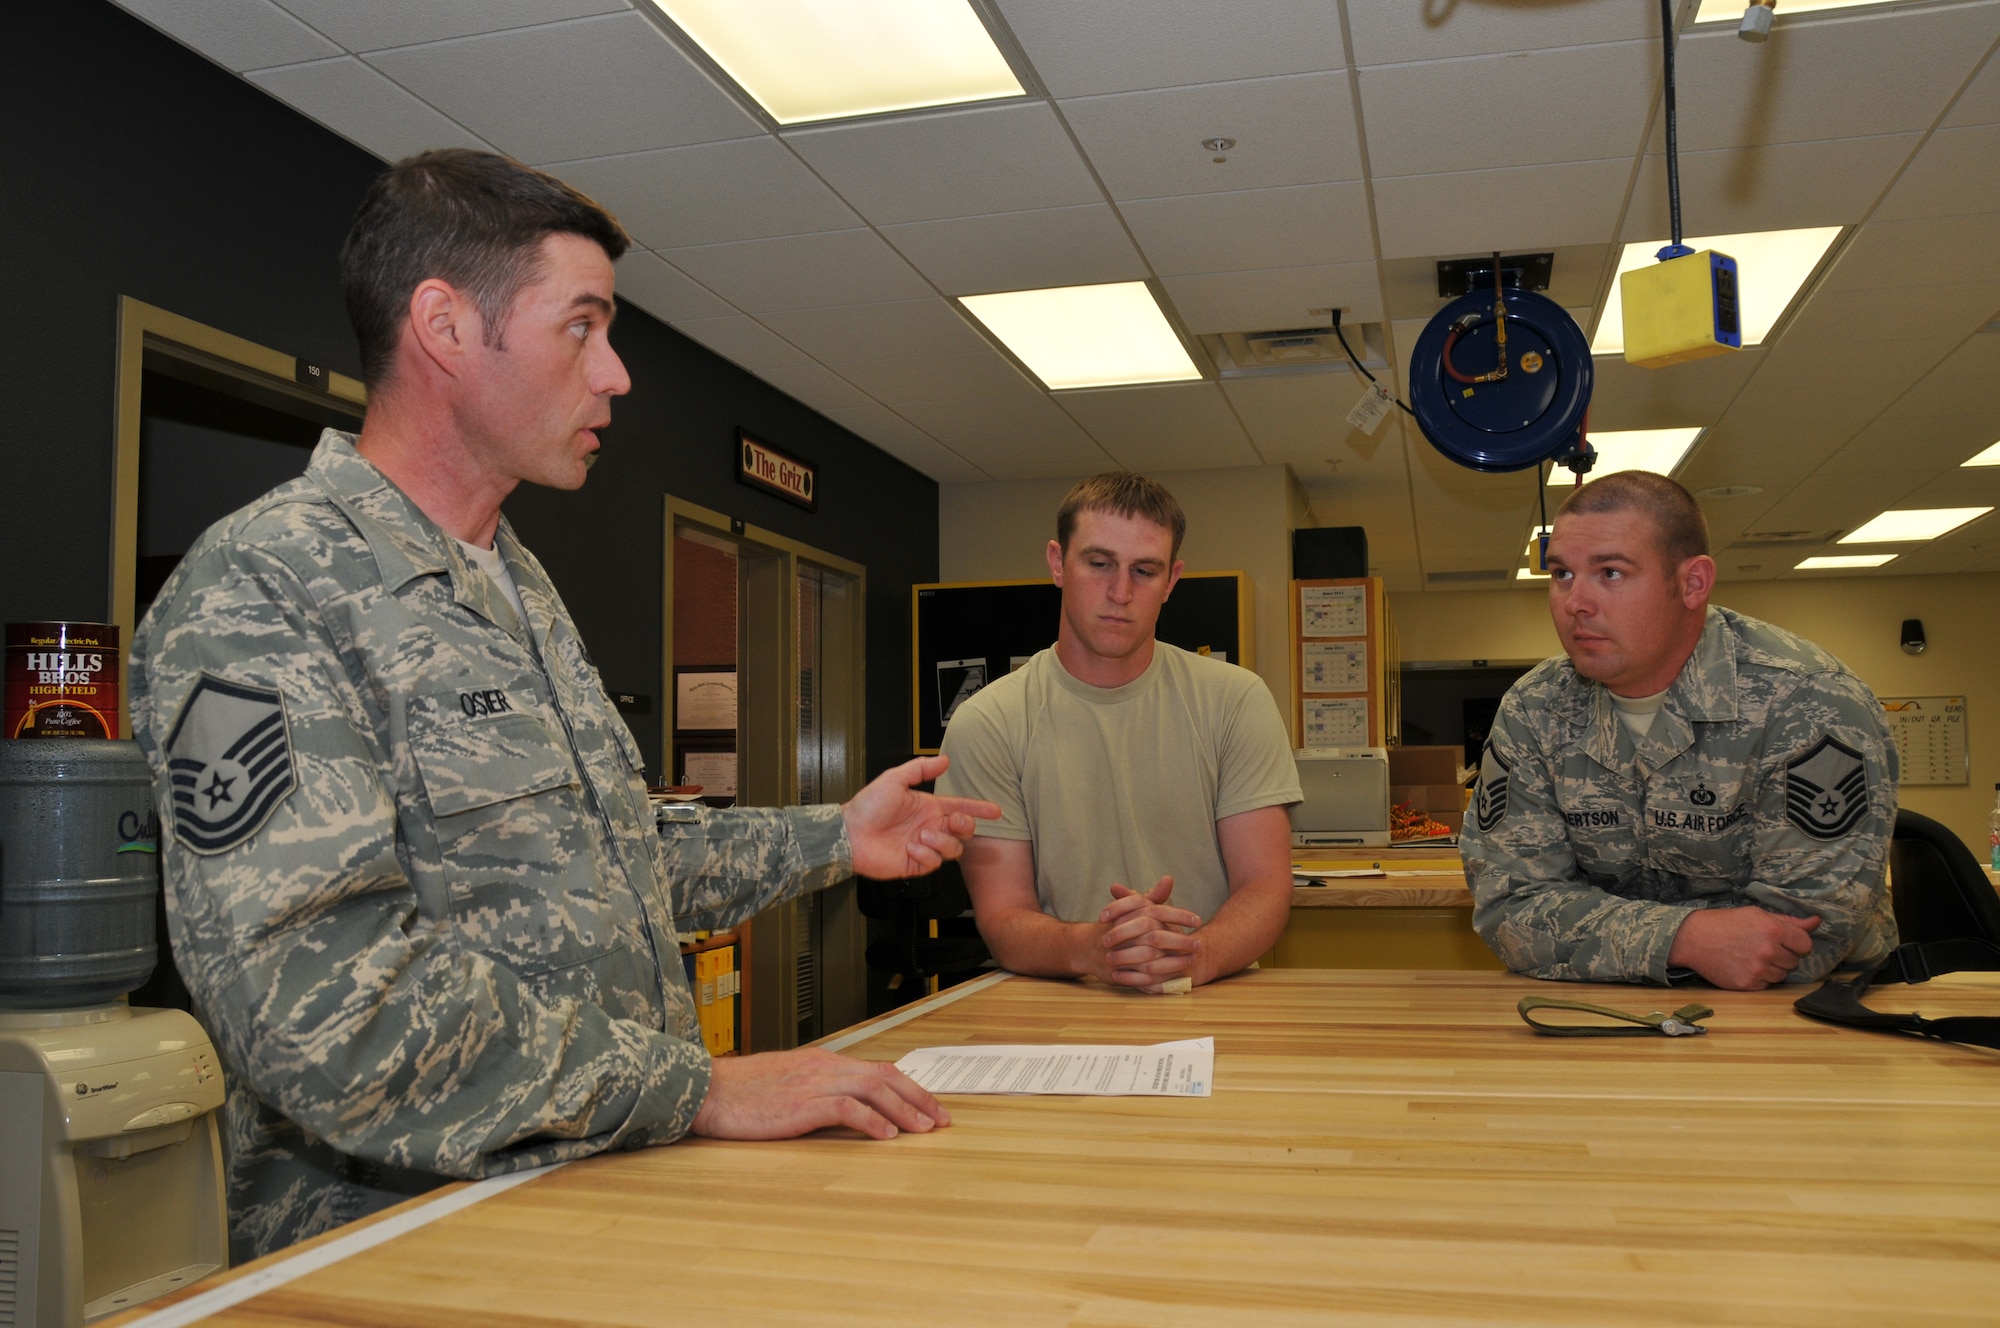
(1057, 472, 1187, 558)
(340, 148, 631, 389)
(1556, 470, 1710, 566)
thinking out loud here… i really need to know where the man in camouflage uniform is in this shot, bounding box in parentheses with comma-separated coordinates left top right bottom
(1461, 471, 1898, 989)
(130, 150, 997, 1262)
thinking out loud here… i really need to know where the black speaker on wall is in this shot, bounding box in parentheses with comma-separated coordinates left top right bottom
(1293, 527, 1369, 579)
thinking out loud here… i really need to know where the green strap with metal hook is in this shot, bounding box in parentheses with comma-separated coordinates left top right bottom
(1517, 995, 1715, 1037)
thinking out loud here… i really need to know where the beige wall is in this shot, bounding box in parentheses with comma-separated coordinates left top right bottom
(1390, 573, 2000, 856)
(937, 465, 1308, 710)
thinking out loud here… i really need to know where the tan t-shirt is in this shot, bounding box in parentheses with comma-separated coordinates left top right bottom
(937, 643, 1301, 925)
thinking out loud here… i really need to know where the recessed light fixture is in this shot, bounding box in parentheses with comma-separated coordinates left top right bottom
(1593, 228, 1842, 355)
(959, 282, 1202, 390)
(1695, 484, 1764, 499)
(1545, 428, 1704, 486)
(1796, 554, 1899, 570)
(1517, 566, 1549, 580)
(650, 0, 1023, 125)
(1962, 440, 2000, 467)
(1694, 0, 1903, 22)
(1839, 507, 1994, 543)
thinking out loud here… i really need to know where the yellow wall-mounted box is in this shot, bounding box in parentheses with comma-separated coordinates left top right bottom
(1620, 250, 1742, 368)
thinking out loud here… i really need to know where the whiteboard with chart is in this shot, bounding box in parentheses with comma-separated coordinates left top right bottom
(1879, 696, 1967, 786)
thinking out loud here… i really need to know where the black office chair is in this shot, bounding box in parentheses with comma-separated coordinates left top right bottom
(1887, 809, 2000, 946)
(857, 860, 990, 997)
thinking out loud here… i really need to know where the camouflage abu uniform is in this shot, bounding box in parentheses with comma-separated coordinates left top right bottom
(1461, 606, 1899, 984)
(131, 431, 852, 1262)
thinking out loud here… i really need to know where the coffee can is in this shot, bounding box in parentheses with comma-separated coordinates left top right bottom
(4, 622, 121, 739)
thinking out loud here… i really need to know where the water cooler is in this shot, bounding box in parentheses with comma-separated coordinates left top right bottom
(0, 740, 227, 1326)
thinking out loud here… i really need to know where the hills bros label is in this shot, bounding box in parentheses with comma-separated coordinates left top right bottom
(5, 622, 120, 739)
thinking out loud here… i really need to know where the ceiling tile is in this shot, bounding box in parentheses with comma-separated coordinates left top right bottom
(900, 395, 1116, 479)
(1054, 382, 1261, 470)
(670, 315, 812, 372)
(1372, 158, 1632, 260)
(1347, 0, 1659, 65)
(835, 352, 1038, 407)
(1667, 7, 2000, 152)
(1819, 412, 2000, 478)
(271, 0, 629, 51)
(613, 250, 733, 323)
(755, 361, 882, 419)
(1944, 45, 2000, 127)
(366, 13, 758, 164)
(553, 139, 860, 250)
(881, 204, 1146, 294)
(1873, 123, 2000, 222)
(1622, 134, 1920, 239)
(817, 404, 988, 482)
(1898, 333, 2000, 407)
(1821, 210, 2000, 294)
(662, 229, 931, 314)
(1060, 72, 1363, 201)
(993, 0, 1343, 97)
(247, 57, 495, 160)
(1586, 345, 1766, 432)
(760, 300, 993, 365)
(782, 103, 1101, 225)
(1783, 278, 2000, 348)
(1161, 262, 1382, 333)
(1118, 182, 1373, 276)
(120, 0, 340, 71)
(1220, 373, 1399, 473)
(1362, 42, 1655, 179)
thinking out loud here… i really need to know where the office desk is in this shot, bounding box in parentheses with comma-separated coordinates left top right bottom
(116, 969, 2000, 1327)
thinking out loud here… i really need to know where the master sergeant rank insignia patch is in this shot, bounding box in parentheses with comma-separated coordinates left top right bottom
(1784, 735, 1867, 841)
(1474, 746, 1511, 834)
(164, 675, 297, 855)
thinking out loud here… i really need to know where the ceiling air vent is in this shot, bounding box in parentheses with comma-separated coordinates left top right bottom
(1201, 322, 1386, 378)
(1426, 569, 1510, 584)
(1726, 530, 1840, 549)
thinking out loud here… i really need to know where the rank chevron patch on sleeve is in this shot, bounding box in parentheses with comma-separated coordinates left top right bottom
(164, 674, 297, 855)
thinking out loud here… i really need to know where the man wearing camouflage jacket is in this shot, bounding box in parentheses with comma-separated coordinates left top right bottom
(131, 150, 995, 1262)
(1461, 472, 1898, 989)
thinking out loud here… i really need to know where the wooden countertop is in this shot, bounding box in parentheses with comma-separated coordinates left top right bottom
(119, 968, 2000, 1327)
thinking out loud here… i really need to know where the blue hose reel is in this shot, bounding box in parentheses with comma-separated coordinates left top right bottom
(1409, 283, 1594, 474)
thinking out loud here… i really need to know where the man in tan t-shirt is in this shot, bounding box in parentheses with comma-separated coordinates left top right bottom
(937, 473, 1301, 993)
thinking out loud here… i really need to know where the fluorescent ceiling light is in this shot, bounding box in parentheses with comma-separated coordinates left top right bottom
(1839, 507, 1993, 543)
(1962, 440, 2000, 467)
(1695, 0, 1902, 22)
(1517, 566, 1549, 580)
(960, 283, 1201, 390)
(651, 0, 1022, 125)
(1593, 228, 1842, 355)
(1545, 428, 1704, 486)
(1796, 554, 1899, 570)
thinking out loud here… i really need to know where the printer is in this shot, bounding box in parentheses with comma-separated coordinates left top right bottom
(1291, 747, 1391, 848)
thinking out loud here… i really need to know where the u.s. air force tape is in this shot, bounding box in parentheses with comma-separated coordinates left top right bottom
(164, 674, 296, 855)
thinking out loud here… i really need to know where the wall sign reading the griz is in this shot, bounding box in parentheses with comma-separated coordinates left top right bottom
(735, 428, 816, 510)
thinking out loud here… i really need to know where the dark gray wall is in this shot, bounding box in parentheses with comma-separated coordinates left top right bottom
(1, 1, 938, 778)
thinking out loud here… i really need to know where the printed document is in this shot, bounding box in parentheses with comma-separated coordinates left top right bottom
(895, 1037, 1213, 1097)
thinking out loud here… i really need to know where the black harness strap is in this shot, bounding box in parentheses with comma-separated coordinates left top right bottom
(1794, 939, 2000, 1050)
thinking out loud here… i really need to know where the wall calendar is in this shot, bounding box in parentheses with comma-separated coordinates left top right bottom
(1879, 696, 1967, 786)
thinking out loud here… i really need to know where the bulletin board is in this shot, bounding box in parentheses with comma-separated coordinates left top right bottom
(1879, 695, 1968, 786)
(911, 572, 1252, 754)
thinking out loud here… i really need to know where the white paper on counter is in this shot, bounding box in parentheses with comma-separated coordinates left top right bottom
(895, 1037, 1213, 1097)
